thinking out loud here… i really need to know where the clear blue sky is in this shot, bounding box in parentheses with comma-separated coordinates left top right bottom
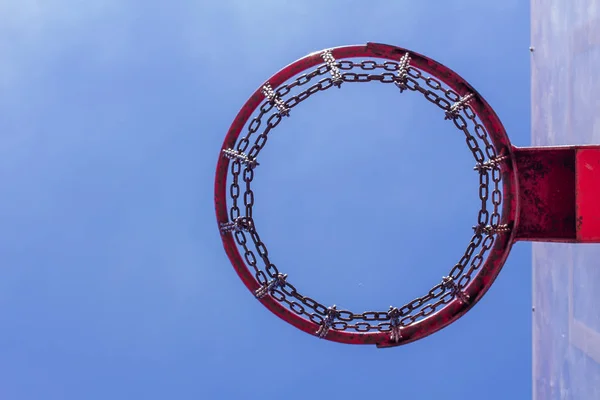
(0, 1, 531, 399)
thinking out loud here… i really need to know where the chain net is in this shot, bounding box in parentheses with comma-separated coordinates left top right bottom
(220, 51, 510, 340)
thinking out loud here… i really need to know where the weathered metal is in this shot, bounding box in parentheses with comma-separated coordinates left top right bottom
(214, 43, 600, 347)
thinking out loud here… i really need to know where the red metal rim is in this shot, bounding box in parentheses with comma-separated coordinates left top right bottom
(214, 43, 518, 347)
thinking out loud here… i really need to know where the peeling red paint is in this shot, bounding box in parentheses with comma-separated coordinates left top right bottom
(215, 43, 600, 348)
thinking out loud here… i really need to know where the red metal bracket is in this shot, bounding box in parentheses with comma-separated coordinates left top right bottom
(513, 145, 600, 243)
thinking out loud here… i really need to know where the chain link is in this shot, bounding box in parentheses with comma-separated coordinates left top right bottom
(221, 52, 510, 336)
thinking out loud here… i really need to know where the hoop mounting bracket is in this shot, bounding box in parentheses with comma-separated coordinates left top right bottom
(513, 145, 600, 243)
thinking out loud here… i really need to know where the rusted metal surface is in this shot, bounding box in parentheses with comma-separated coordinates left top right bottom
(215, 42, 600, 348)
(215, 43, 516, 347)
(513, 146, 577, 241)
(513, 145, 600, 242)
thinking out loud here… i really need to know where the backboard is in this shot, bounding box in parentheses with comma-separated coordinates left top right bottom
(532, 0, 600, 398)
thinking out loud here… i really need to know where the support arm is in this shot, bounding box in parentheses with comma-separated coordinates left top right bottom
(513, 145, 600, 242)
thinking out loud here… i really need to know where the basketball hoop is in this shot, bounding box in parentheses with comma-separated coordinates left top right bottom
(214, 43, 600, 347)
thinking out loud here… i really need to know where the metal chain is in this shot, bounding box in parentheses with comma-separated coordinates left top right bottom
(220, 52, 510, 338)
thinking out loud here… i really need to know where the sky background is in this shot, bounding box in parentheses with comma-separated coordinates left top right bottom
(0, 1, 532, 399)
